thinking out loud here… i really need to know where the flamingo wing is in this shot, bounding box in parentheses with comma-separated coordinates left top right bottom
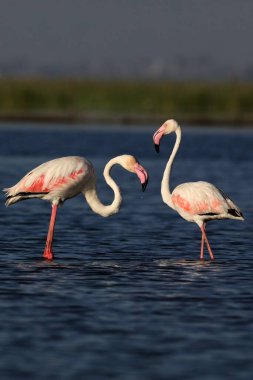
(4, 156, 94, 206)
(172, 181, 243, 218)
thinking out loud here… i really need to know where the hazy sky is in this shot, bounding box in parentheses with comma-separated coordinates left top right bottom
(0, 0, 253, 79)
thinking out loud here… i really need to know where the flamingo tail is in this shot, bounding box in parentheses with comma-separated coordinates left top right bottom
(4, 188, 49, 206)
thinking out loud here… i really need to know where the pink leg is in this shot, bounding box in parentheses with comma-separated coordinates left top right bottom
(200, 225, 215, 260)
(200, 230, 205, 260)
(43, 204, 58, 260)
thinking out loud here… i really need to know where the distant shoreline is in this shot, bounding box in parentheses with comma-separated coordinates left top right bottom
(0, 111, 252, 127)
(0, 78, 253, 127)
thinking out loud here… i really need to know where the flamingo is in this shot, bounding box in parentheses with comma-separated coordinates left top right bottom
(153, 119, 244, 260)
(4, 155, 148, 260)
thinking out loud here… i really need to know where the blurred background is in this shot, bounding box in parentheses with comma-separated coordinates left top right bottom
(0, 0, 253, 126)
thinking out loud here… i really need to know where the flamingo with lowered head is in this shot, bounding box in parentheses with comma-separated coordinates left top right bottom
(4, 155, 148, 260)
(153, 119, 244, 260)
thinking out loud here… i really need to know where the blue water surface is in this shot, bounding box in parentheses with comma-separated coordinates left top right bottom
(0, 123, 252, 380)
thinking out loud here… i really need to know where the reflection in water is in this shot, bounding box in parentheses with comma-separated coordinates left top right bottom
(0, 125, 252, 380)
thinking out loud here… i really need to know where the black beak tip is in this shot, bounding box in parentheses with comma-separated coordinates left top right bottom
(154, 144, 160, 153)
(142, 180, 148, 192)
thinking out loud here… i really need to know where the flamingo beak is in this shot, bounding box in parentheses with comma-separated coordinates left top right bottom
(153, 125, 166, 153)
(134, 163, 149, 192)
(154, 143, 160, 153)
(142, 179, 148, 192)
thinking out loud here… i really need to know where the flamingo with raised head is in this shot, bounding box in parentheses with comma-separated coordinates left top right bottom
(4, 155, 148, 260)
(153, 119, 244, 260)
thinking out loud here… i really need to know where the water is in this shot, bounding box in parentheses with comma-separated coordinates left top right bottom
(0, 123, 252, 380)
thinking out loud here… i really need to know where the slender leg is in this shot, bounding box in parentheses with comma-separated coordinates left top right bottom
(200, 225, 215, 260)
(200, 230, 205, 260)
(43, 204, 58, 260)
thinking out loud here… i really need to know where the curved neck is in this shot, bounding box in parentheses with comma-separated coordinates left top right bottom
(161, 127, 181, 208)
(83, 157, 122, 217)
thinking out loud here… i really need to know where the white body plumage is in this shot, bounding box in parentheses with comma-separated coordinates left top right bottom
(171, 181, 243, 227)
(5, 156, 94, 206)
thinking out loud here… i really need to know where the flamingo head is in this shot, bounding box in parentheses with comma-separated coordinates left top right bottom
(153, 119, 179, 152)
(119, 155, 149, 192)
